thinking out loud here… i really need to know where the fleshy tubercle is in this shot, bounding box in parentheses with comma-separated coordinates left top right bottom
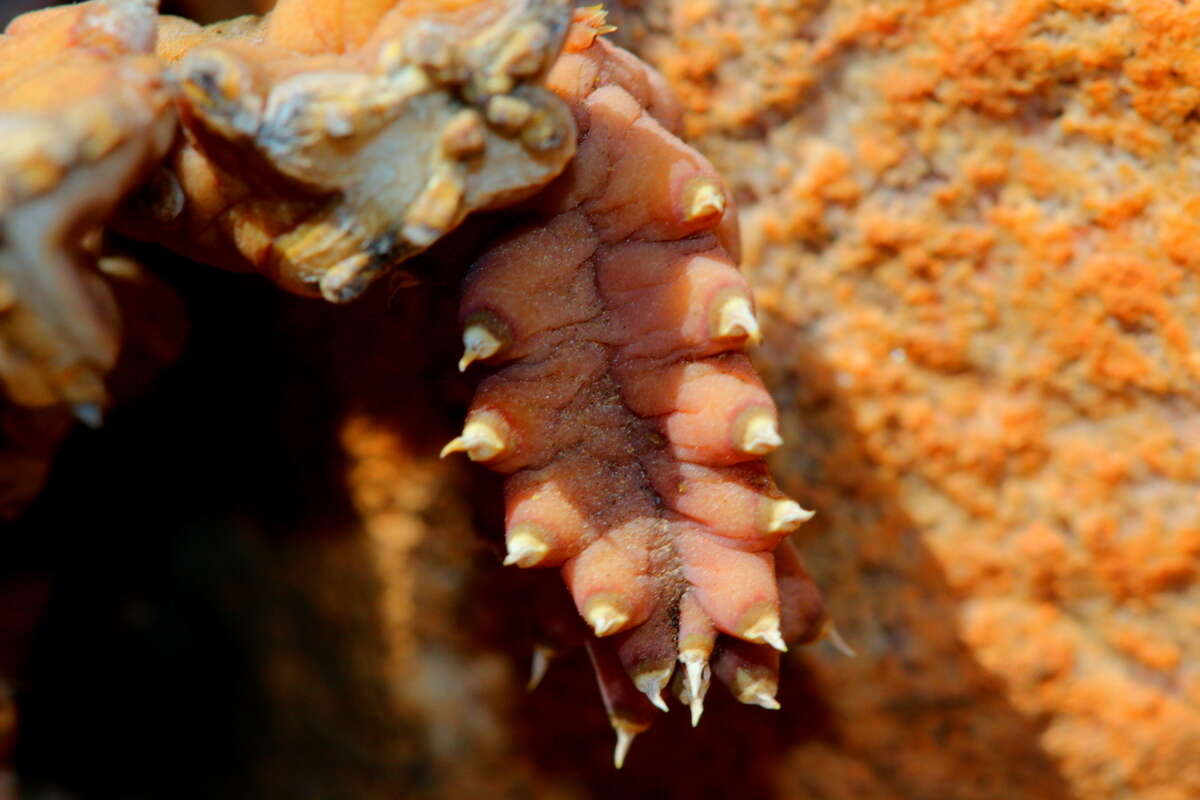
(122, 0, 580, 303)
(444, 8, 830, 766)
(0, 0, 175, 415)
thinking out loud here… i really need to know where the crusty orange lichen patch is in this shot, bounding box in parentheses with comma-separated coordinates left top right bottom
(119, 0, 578, 302)
(631, 0, 1200, 797)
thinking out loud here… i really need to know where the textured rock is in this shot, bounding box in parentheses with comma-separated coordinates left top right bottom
(620, 1, 1200, 797)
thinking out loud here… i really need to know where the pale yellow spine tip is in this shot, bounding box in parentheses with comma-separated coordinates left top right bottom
(825, 623, 857, 658)
(680, 653, 704, 696)
(761, 627, 789, 653)
(503, 527, 549, 567)
(766, 499, 815, 533)
(527, 643, 555, 691)
(458, 323, 504, 372)
(734, 669, 782, 710)
(585, 601, 629, 637)
(714, 295, 762, 345)
(684, 179, 727, 222)
(750, 690, 781, 711)
(578, 5, 617, 35)
(690, 695, 706, 727)
(739, 413, 783, 456)
(678, 653, 710, 727)
(634, 668, 672, 713)
(318, 252, 373, 302)
(439, 418, 506, 461)
(403, 171, 464, 246)
(610, 716, 646, 770)
(743, 613, 788, 652)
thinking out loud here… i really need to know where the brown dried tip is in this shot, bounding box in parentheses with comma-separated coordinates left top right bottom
(118, 0, 578, 303)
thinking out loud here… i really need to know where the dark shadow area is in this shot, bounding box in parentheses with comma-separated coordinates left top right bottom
(0, 0, 51, 27)
(2, 251, 440, 799)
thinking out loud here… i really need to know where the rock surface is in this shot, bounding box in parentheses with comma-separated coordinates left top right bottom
(621, 1, 1200, 797)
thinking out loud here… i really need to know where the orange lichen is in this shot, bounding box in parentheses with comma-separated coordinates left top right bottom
(633, 0, 1200, 795)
